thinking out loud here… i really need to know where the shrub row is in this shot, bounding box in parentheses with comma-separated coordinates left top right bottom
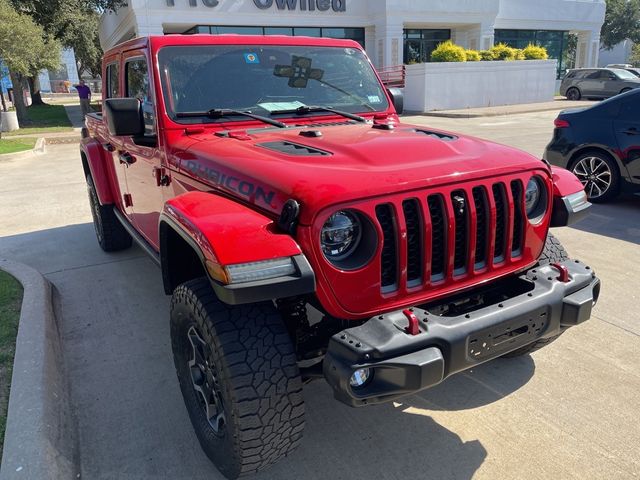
(429, 41, 549, 63)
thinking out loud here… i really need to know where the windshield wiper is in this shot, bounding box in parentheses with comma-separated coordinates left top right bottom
(270, 105, 367, 123)
(176, 109, 287, 128)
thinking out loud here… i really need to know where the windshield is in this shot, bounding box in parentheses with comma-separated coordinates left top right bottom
(613, 69, 638, 80)
(158, 45, 389, 124)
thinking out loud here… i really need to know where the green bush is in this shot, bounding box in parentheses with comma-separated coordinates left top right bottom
(513, 48, 526, 60)
(479, 50, 495, 61)
(490, 43, 517, 61)
(431, 41, 467, 62)
(522, 43, 549, 60)
(465, 49, 481, 61)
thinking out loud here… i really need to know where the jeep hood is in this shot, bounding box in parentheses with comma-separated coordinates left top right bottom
(174, 122, 548, 224)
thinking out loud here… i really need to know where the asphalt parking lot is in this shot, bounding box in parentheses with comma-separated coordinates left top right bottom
(1, 108, 639, 479)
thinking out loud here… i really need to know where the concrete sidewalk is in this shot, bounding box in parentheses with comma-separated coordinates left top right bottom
(411, 98, 594, 118)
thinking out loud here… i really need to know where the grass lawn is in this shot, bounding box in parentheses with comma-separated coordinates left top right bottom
(4, 104, 73, 136)
(0, 271, 23, 458)
(0, 137, 37, 155)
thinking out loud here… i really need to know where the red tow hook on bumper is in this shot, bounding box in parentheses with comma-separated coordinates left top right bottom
(403, 309, 421, 335)
(551, 263, 570, 283)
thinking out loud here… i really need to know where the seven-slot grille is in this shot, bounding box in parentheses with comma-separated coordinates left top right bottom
(375, 180, 528, 292)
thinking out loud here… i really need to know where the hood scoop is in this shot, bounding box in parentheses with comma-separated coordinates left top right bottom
(411, 129, 457, 141)
(258, 141, 332, 156)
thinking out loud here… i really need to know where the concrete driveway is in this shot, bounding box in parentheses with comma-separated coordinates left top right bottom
(0, 110, 639, 479)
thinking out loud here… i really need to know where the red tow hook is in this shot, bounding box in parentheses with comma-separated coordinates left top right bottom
(551, 263, 570, 283)
(402, 309, 421, 336)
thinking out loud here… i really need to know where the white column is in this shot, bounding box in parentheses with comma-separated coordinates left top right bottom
(480, 22, 495, 50)
(576, 30, 601, 68)
(373, 18, 404, 68)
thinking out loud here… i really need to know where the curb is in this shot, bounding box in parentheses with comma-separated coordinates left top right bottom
(0, 260, 79, 480)
(0, 138, 46, 160)
(405, 100, 582, 119)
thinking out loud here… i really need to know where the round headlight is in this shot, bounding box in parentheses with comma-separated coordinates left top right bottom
(525, 177, 542, 217)
(321, 211, 362, 261)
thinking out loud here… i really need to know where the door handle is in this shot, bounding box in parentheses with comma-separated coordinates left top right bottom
(119, 152, 136, 166)
(622, 128, 640, 136)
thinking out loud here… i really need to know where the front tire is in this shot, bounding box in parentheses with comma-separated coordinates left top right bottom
(502, 233, 568, 358)
(170, 279, 305, 479)
(86, 174, 132, 251)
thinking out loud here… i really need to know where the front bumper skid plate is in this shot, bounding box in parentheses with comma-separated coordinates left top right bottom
(323, 259, 600, 407)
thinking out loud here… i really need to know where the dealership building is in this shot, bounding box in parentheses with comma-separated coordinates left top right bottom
(100, 0, 605, 75)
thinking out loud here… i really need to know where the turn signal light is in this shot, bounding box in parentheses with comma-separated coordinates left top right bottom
(554, 118, 570, 128)
(206, 258, 296, 285)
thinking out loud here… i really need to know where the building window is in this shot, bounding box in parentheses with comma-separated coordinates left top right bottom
(403, 29, 451, 64)
(494, 29, 570, 78)
(184, 26, 365, 48)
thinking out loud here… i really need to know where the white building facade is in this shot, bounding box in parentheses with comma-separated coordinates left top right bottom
(100, 0, 605, 75)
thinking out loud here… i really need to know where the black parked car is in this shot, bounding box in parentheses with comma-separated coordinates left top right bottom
(544, 89, 640, 202)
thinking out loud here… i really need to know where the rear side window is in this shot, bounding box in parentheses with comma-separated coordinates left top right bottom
(585, 71, 602, 80)
(126, 58, 156, 136)
(105, 63, 119, 99)
(619, 96, 640, 121)
(565, 71, 577, 79)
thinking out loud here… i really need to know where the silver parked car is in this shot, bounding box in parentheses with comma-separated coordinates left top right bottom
(560, 68, 640, 100)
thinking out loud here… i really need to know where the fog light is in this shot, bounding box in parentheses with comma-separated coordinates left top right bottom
(349, 368, 372, 389)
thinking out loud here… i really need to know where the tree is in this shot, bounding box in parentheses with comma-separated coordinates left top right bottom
(630, 42, 640, 65)
(11, 0, 125, 103)
(601, 0, 640, 49)
(0, 0, 61, 123)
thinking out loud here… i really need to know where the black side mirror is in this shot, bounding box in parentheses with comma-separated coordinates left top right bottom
(104, 98, 144, 137)
(387, 88, 404, 115)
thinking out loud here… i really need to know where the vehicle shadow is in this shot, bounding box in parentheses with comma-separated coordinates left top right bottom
(0, 223, 535, 480)
(569, 194, 640, 245)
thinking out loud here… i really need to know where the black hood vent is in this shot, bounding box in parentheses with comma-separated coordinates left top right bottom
(258, 141, 331, 156)
(411, 129, 457, 141)
(296, 120, 356, 128)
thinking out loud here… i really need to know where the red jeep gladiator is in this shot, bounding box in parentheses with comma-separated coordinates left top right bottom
(81, 35, 600, 478)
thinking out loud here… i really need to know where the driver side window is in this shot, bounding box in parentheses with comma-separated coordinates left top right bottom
(126, 58, 156, 136)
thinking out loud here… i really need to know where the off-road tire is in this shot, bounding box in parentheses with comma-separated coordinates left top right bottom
(502, 233, 569, 358)
(170, 278, 305, 479)
(565, 87, 581, 101)
(86, 174, 132, 252)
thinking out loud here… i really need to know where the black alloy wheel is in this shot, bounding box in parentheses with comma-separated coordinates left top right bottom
(566, 87, 581, 101)
(186, 325, 226, 435)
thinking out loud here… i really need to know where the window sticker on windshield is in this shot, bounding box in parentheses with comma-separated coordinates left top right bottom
(258, 101, 307, 112)
(244, 53, 260, 64)
(368, 95, 382, 104)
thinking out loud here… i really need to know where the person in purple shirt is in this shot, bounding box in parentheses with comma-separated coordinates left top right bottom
(74, 80, 92, 117)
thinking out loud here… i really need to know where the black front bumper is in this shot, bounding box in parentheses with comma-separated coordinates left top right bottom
(323, 260, 600, 407)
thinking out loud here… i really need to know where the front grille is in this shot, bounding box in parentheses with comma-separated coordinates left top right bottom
(493, 183, 507, 261)
(472, 187, 488, 268)
(376, 204, 397, 290)
(427, 195, 447, 280)
(510, 180, 524, 256)
(375, 179, 536, 293)
(402, 199, 422, 285)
